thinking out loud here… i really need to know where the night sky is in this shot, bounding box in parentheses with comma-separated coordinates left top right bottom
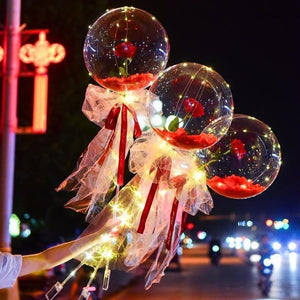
(103, 0, 300, 219)
(1, 1, 300, 235)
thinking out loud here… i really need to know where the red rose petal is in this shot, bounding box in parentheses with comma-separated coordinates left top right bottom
(96, 73, 155, 91)
(156, 127, 217, 150)
(230, 138, 246, 160)
(183, 98, 205, 118)
(206, 174, 265, 198)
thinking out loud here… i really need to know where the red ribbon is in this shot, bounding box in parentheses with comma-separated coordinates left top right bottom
(165, 197, 179, 250)
(137, 156, 171, 234)
(165, 176, 186, 250)
(181, 212, 188, 233)
(118, 105, 128, 186)
(105, 105, 121, 130)
(103, 103, 142, 186)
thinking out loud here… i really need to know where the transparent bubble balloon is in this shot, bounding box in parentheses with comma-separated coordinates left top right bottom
(148, 62, 234, 150)
(198, 114, 282, 199)
(83, 6, 170, 92)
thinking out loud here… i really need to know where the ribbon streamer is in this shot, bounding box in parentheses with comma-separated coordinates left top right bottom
(104, 103, 141, 186)
(137, 156, 172, 234)
(56, 84, 147, 221)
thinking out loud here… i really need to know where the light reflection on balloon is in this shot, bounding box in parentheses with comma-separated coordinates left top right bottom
(148, 62, 234, 150)
(199, 114, 281, 199)
(83, 6, 170, 92)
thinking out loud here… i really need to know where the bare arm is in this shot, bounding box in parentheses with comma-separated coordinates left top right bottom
(20, 240, 77, 277)
(19, 228, 111, 277)
(18, 213, 121, 277)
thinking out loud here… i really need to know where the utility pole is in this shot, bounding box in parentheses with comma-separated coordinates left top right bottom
(0, 0, 21, 298)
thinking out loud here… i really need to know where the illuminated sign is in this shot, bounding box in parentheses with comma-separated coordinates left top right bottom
(19, 30, 65, 133)
(0, 30, 65, 133)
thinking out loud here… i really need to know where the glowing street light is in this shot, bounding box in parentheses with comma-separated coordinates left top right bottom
(18, 30, 66, 133)
(1, 29, 65, 134)
(0, 46, 3, 62)
(0, 12, 65, 298)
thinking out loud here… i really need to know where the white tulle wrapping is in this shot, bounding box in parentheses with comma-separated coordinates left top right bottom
(129, 129, 214, 215)
(144, 209, 182, 290)
(70, 128, 213, 289)
(56, 84, 149, 220)
(71, 173, 178, 273)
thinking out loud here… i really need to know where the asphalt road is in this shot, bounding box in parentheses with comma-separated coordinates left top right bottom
(102, 246, 300, 300)
(19, 244, 300, 300)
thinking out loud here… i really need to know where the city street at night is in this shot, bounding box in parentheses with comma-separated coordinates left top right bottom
(1, 1, 300, 300)
(100, 245, 300, 300)
(20, 243, 300, 300)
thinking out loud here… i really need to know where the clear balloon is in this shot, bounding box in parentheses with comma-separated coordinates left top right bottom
(199, 114, 282, 199)
(148, 62, 234, 150)
(83, 6, 170, 92)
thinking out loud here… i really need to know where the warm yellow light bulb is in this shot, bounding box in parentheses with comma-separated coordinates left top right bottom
(100, 233, 112, 243)
(102, 248, 114, 260)
(158, 189, 167, 197)
(85, 251, 94, 260)
(110, 202, 120, 213)
(193, 169, 205, 181)
(120, 211, 132, 227)
(158, 140, 170, 151)
(123, 92, 138, 105)
(134, 189, 142, 199)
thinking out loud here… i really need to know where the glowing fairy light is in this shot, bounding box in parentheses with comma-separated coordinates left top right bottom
(120, 211, 132, 226)
(110, 202, 121, 213)
(45, 261, 85, 299)
(204, 66, 213, 71)
(158, 189, 167, 197)
(99, 233, 112, 243)
(85, 252, 93, 260)
(134, 189, 142, 199)
(46, 6, 282, 298)
(193, 169, 205, 181)
(132, 190, 145, 209)
(101, 248, 114, 260)
(158, 139, 170, 151)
